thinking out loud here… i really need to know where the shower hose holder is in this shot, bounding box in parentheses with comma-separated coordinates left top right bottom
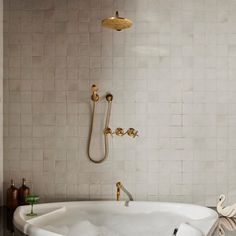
(88, 84, 138, 164)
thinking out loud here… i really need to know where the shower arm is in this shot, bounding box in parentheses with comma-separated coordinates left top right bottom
(88, 85, 113, 164)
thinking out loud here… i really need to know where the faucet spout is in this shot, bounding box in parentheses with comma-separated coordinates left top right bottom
(116, 182, 133, 202)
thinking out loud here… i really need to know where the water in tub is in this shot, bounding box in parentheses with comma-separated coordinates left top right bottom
(41, 208, 198, 236)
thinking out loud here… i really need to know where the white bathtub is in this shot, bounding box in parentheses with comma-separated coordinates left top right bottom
(13, 201, 218, 236)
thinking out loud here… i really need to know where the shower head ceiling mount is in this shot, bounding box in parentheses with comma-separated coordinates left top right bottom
(102, 11, 133, 31)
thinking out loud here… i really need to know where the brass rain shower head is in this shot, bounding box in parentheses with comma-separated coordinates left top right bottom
(102, 11, 133, 31)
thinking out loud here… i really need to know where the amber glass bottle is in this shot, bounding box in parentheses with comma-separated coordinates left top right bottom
(6, 180, 19, 210)
(18, 178, 30, 205)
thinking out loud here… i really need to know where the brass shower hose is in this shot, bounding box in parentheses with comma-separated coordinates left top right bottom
(88, 94, 113, 164)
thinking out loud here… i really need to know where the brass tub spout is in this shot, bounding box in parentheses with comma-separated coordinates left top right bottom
(116, 182, 121, 201)
(116, 182, 133, 203)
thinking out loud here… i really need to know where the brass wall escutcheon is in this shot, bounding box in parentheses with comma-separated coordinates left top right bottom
(104, 127, 113, 136)
(106, 94, 113, 102)
(127, 128, 138, 138)
(115, 128, 125, 136)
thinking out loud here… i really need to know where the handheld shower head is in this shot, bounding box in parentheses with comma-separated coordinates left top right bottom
(91, 84, 99, 102)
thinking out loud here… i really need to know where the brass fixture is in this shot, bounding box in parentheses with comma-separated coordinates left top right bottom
(102, 11, 133, 31)
(104, 127, 139, 138)
(88, 85, 138, 163)
(127, 128, 139, 138)
(106, 93, 113, 102)
(91, 84, 99, 102)
(104, 127, 113, 136)
(116, 182, 134, 202)
(116, 182, 121, 201)
(88, 85, 113, 164)
(115, 128, 126, 136)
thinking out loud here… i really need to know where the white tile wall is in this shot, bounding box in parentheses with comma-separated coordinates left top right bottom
(3, 0, 236, 206)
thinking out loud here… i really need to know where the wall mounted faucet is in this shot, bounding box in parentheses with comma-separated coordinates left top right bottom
(104, 127, 139, 138)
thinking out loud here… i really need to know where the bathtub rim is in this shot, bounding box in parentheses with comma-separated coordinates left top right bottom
(13, 200, 218, 236)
